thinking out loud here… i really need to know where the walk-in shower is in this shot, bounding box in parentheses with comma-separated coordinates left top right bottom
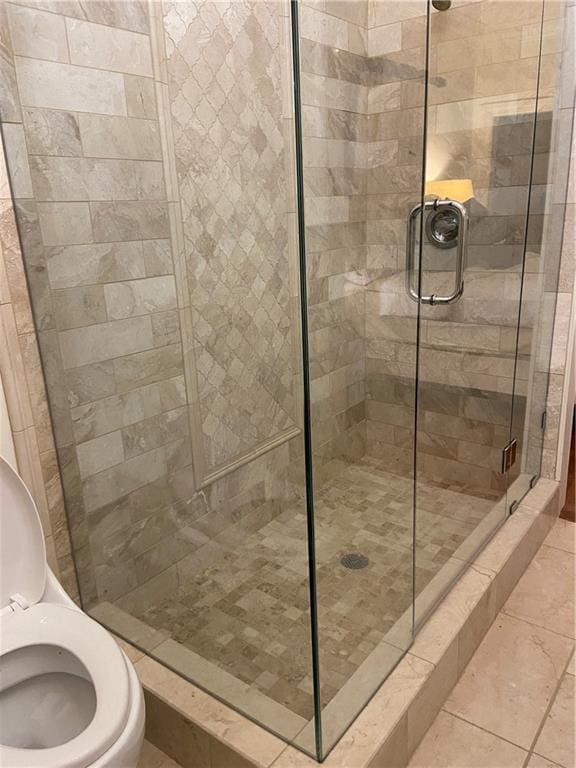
(0, 0, 572, 761)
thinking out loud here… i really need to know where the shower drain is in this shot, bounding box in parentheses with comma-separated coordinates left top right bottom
(340, 553, 369, 570)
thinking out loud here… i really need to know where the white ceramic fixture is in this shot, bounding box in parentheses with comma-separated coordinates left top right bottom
(0, 456, 145, 768)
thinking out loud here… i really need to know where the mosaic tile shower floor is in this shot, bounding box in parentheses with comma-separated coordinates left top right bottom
(115, 457, 499, 719)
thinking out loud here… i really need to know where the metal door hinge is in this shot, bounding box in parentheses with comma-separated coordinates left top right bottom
(541, 410, 547, 431)
(509, 500, 520, 514)
(501, 438, 517, 474)
(529, 475, 539, 489)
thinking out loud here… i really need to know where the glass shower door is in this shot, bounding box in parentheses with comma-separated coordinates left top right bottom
(298, 0, 553, 757)
(295, 0, 428, 756)
(413, 0, 548, 622)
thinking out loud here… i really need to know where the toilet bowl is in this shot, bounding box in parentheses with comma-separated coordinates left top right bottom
(0, 457, 145, 768)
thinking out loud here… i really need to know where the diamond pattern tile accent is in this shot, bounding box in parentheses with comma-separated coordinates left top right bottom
(164, 0, 297, 476)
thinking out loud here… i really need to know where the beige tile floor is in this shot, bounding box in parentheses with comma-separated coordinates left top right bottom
(126, 457, 495, 718)
(409, 517, 576, 768)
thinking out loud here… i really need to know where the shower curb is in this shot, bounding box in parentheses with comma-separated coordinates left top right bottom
(119, 479, 560, 768)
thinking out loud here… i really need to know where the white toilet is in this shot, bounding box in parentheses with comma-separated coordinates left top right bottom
(0, 456, 145, 768)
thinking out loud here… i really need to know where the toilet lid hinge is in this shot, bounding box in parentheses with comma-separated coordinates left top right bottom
(1, 593, 30, 615)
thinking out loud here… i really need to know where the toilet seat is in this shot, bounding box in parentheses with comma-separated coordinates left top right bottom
(0, 601, 131, 768)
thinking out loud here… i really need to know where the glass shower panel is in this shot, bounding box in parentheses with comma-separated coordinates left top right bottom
(414, 0, 546, 620)
(510, 1, 575, 504)
(2, 0, 316, 747)
(296, 0, 428, 756)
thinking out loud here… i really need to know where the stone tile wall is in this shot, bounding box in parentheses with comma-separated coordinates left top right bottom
(0, 0, 309, 618)
(0, 124, 78, 598)
(157, 0, 301, 487)
(540, 0, 576, 479)
(364, 0, 568, 492)
(0, 0, 195, 606)
(299, 0, 371, 480)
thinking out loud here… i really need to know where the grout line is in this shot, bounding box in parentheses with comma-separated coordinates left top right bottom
(499, 607, 576, 643)
(62, 1, 72, 65)
(14, 52, 154, 84)
(16, 109, 160, 126)
(540, 540, 576, 555)
(439, 708, 532, 754)
(30, 154, 164, 165)
(522, 654, 575, 768)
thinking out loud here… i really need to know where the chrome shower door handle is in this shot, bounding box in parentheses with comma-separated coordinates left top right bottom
(405, 198, 468, 306)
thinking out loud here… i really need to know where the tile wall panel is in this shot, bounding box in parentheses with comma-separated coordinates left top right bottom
(1, 0, 192, 607)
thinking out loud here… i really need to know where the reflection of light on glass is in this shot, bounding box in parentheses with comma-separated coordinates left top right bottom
(425, 134, 452, 181)
(425, 178, 474, 203)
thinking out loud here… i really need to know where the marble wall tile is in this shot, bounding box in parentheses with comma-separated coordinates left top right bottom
(53, 284, 107, 329)
(475, 56, 540, 99)
(64, 361, 116, 408)
(300, 38, 364, 84)
(124, 73, 157, 118)
(0, 2, 21, 123)
(0, 129, 78, 594)
(70, 382, 163, 443)
(369, 0, 425, 28)
(76, 430, 125, 479)
(151, 309, 180, 347)
(66, 18, 153, 77)
(75, 0, 149, 35)
(368, 22, 401, 58)
(15, 56, 127, 115)
(300, 4, 353, 53)
(37, 201, 93, 245)
(46, 241, 147, 289)
(324, 0, 368, 28)
(104, 275, 177, 319)
(113, 344, 184, 394)
(7, 3, 68, 63)
(2, 123, 33, 198)
(17, 332, 53, 454)
(0, 302, 33, 432)
(481, 0, 543, 31)
(367, 81, 401, 113)
(12, 424, 51, 530)
(82, 445, 167, 513)
(59, 316, 154, 369)
(436, 30, 521, 74)
(302, 105, 368, 141)
(78, 114, 161, 160)
(23, 108, 82, 156)
(121, 407, 188, 460)
(301, 72, 368, 112)
(90, 201, 169, 241)
(29, 156, 165, 202)
(143, 239, 173, 276)
(0, 200, 34, 333)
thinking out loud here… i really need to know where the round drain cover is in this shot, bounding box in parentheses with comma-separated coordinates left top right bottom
(340, 553, 369, 570)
